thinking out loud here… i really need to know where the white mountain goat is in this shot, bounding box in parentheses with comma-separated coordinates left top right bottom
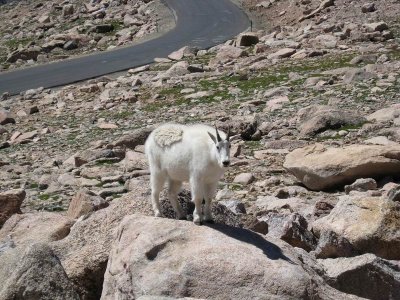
(145, 123, 231, 224)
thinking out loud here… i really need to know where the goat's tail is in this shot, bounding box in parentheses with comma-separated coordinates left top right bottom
(145, 132, 161, 171)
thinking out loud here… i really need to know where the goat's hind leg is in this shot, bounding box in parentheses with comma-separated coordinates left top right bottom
(168, 179, 186, 220)
(150, 171, 166, 217)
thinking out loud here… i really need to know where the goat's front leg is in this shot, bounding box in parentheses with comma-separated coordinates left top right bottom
(193, 197, 203, 225)
(204, 183, 218, 223)
(191, 177, 204, 225)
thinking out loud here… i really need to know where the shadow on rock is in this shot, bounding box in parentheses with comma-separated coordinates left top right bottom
(206, 222, 293, 263)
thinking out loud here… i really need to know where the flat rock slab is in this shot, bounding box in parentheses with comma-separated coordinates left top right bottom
(0, 212, 74, 249)
(367, 104, 400, 123)
(101, 214, 358, 300)
(284, 143, 400, 190)
(268, 48, 296, 59)
(296, 105, 365, 137)
(320, 254, 400, 300)
(313, 196, 400, 260)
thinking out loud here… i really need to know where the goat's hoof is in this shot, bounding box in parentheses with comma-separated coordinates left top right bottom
(204, 219, 215, 224)
(193, 218, 202, 225)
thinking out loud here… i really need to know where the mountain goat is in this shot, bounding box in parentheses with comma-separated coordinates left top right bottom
(145, 123, 231, 224)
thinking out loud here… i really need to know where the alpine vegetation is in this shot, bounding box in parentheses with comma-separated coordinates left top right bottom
(145, 123, 231, 224)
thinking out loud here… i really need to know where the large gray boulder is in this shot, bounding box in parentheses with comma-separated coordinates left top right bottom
(312, 196, 400, 260)
(0, 212, 74, 248)
(313, 230, 354, 259)
(161, 61, 191, 78)
(296, 105, 365, 137)
(72, 148, 124, 167)
(320, 254, 400, 300)
(101, 214, 360, 300)
(52, 180, 153, 300)
(367, 103, 400, 123)
(168, 46, 198, 61)
(6, 46, 41, 63)
(312, 34, 338, 49)
(209, 45, 247, 66)
(284, 143, 400, 190)
(0, 243, 79, 300)
(268, 48, 297, 59)
(114, 126, 154, 149)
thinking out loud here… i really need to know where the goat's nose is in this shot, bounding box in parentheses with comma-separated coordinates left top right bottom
(223, 161, 230, 167)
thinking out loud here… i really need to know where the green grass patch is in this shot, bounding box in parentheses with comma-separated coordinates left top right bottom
(229, 183, 243, 191)
(99, 108, 136, 120)
(4, 37, 33, 50)
(67, 132, 79, 141)
(38, 193, 50, 201)
(104, 20, 124, 36)
(144, 52, 358, 112)
(244, 140, 262, 150)
(43, 205, 65, 212)
(112, 194, 123, 199)
(389, 49, 400, 60)
(233, 73, 288, 91)
(57, 17, 86, 32)
(338, 122, 366, 131)
(277, 53, 356, 75)
(143, 100, 171, 112)
(159, 84, 184, 96)
(187, 52, 214, 64)
(150, 63, 172, 71)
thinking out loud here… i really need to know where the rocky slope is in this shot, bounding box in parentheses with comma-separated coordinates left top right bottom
(0, 0, 173, 71)
(1, 0, 400, 299)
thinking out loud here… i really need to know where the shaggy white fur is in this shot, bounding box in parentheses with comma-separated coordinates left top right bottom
(153, 125, 183, 147)
(145, 123, 231, 224)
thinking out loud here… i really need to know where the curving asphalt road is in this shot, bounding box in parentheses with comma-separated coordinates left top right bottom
(0, 0, 249, 95)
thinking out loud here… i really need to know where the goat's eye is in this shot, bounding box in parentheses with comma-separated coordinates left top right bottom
(216, 146, 220, 150)
(228, 145, 231, 149)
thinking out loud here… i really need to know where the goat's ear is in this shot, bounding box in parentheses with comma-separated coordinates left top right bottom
(208, 132, 217, 144)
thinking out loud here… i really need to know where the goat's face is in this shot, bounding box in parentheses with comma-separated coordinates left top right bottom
(208, 126, 231, 168)
(215, 139, 231, 168)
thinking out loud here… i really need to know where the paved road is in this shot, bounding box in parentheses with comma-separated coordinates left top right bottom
(0, 0, 249, 95)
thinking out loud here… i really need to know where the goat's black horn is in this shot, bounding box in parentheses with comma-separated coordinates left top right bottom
(226, 126, 231, 141)
(215, 124, 222, 142)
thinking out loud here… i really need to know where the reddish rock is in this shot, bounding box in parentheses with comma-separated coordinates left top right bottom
(11, 130, 38, 144)
(0, 110, 15, 125)
(67, 189, 109, 219)
(0, 189, 26, 227)
(268, 48, 296, 59)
